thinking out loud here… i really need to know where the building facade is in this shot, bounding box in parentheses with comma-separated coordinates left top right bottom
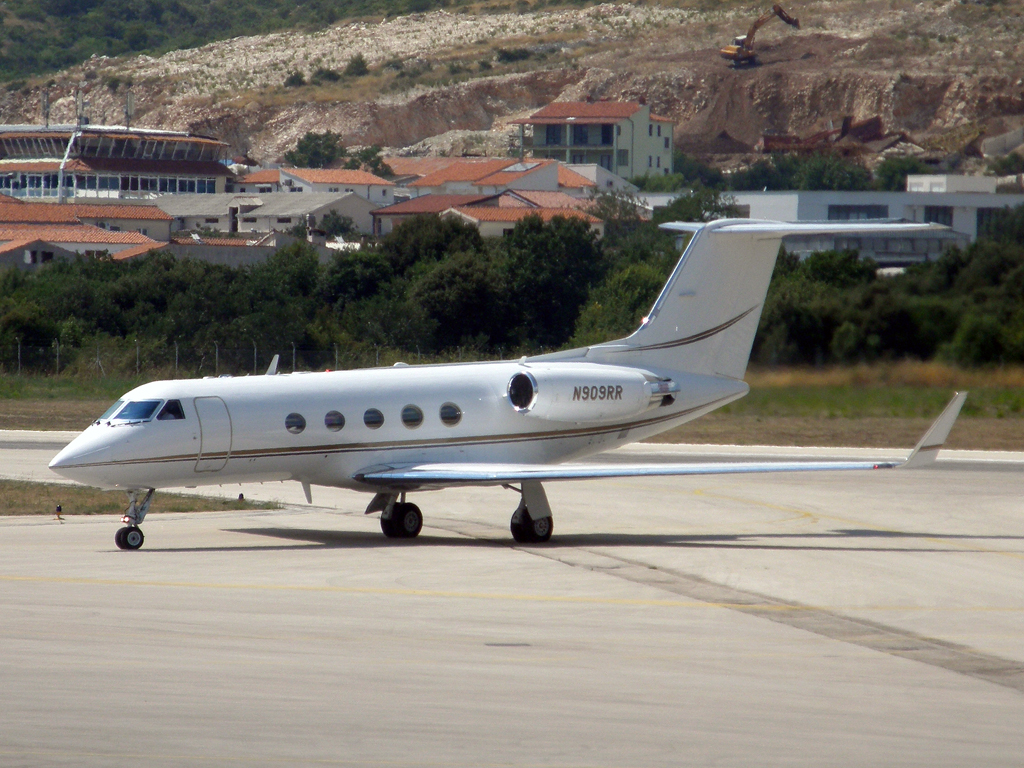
(0, 125, 233, 201)
(512, 101, 674, 179)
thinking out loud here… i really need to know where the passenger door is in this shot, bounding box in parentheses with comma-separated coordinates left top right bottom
(194, 396, 232, 472)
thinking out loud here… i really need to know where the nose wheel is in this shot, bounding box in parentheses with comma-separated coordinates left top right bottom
(115, 526, 144, 550)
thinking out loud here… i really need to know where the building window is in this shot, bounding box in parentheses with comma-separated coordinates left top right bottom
(600, 155, 612, 171)
(277, 217, 292, 224)
(601, 124, 613, 145)
(924, 206, 953, 227)
(242, 217, 257, 223)
(827, 204, 888, 220)
(545, 124, 563, 145)
(572, 124, 589, 145)
(571, 153, 585, 164)
(657, 125, 662, 137)
(664, 137, 670, 149)
(204, 218, 219, 224)
(648, 156, 652, 168)
(616, 125, 621, 136)
(656, 156, 660, 168)
(648, 124, 653, 136)
(617, 150, 629, 166)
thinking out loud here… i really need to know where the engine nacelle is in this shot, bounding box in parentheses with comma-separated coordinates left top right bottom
(506, 364, 678, 423)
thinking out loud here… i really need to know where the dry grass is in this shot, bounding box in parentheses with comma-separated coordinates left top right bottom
(0, 480, 279, 516)
(745, 361, 1024, 389)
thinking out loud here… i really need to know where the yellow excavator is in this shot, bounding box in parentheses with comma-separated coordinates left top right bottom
(720, 4, 800, 66)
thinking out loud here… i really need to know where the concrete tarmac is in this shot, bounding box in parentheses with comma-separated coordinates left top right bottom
(1, 431, 1023, 767)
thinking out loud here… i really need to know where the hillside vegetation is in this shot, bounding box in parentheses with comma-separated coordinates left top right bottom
(0, 0, 459, 82)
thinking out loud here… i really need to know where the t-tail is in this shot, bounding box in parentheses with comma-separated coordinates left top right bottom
(547, 219, 949, 379)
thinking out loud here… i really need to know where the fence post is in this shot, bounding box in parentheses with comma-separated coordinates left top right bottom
(292, 342, 296, 372)
(334, 344, 338, 370)
(135, 338, 140, 375)
(215, 342, 219, 376)
(253, 340, 257, 374)
(16, 338, 20, 376)
(174, 341, 179, 376)
(54, 339, 59, 376)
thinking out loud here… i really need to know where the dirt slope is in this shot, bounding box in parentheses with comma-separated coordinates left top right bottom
(0, 2, 1022, 162)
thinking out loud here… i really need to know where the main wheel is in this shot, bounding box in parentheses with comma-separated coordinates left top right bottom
(114, 527, 129, 550)
(395, 503, 423, 538)
(123, 526, 144, 550)
(511, 508, 553, 543)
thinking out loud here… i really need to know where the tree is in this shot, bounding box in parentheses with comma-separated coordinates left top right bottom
(284, 130, 346, 168)
(652, 188, 737, 224)
(874, 156, 930, 191)
(342, 145, 391, 177)
(380, 215, 484, 275)
(504, 214, 603, 348)
(320, 210, 355, 238)
(343, 53, 369, 77)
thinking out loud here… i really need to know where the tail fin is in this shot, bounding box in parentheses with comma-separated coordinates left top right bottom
(567, 219, 949, 379)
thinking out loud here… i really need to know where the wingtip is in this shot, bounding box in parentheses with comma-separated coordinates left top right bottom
(901, 391, 967, 469)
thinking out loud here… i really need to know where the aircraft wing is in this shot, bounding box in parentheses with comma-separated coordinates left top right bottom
(355, 459, 896, 487)
(355, 392, 966, 489)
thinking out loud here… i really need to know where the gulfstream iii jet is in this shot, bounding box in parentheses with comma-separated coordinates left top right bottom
(50, 219, 966, 550)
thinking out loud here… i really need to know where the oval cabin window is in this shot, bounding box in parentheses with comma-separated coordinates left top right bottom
(401, 405, 423, 429)
(439, 403, 462, 427)
(363, 409, 384, 429)
(324, 411, 345, 431)
(285, 413, 306, 434)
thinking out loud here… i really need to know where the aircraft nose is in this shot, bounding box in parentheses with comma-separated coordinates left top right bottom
(49, 433, 113, 477)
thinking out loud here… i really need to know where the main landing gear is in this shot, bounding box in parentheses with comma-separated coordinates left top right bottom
(115, 488, 154, 551)
(366, 482, 555, 544)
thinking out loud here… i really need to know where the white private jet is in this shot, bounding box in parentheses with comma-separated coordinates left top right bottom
(50, 219, 966, 550)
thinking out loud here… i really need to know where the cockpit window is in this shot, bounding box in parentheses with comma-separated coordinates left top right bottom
(99, 400, 124, 420)
(157, 400, 186, 420)
(112, 400, 162, 422)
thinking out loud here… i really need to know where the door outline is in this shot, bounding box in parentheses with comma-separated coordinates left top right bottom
(194, 396, 232, 472)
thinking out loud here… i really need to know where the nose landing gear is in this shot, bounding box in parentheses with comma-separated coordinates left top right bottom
(115, 488, 154, 550)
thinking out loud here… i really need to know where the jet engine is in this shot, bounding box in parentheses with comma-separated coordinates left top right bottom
(506, 365, 679, 423)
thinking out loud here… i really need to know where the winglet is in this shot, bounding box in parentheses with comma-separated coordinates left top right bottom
(266, 354, 279, 376)
(901, 392, 967, 469)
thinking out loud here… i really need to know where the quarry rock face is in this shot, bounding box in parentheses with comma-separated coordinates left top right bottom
(1, 3, 1022, 162)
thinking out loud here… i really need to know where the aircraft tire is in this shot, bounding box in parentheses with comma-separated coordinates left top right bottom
(381, 513, 401, 538)
(396, 503, 423, 538)
(114, 527, 129, 549)
(529, 514, 553, 543)
(510, 508, 552, 543)
(123, 526, 144, 550)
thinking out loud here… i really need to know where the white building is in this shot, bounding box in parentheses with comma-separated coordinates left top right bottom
(512, 101, 674, 178)
(729, 187, 1024, 264)
(279, 168, 394, 205)
(155, 192, 378, 235)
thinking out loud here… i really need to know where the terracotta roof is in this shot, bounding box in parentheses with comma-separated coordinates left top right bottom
(0, 202, 82, 223)
(506, 190, 591, 209)
(111, 242, 170, 260)
(0, 238, 38, 255)
(475, 160, 555, 186)
(557, 166, 597, 189)
(70, 204, 173, 221)
(372, 194, 496, 215)
(0, 161, 61, 172)
(170, 234, 263, 246)
(282, 168, 393, 186)
(446, 207, 600, 224)
(525, 101, 643, 120)
(409, 159, 518, 187)
(0, 158, 232, 176)
(0, 224, 157, 245)
(383, 157, 506, 179)
(239, 169, 280, 184)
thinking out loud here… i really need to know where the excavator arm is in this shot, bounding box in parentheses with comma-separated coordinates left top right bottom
(721, 4, 800, 65)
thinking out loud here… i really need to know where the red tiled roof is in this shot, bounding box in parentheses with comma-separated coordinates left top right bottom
(447, 207, 600, 224)
(372, 194, 496, 215)
(71, 204, 173, 221)
(527, 101, 643, 120)
(507, 190, 591, 209)
(0, 158, 233, 176)
(0, 224, 157, 245)
(475, 160, 555, 186)
(557, 166, 596, 189)
(409, 159, 517, 187)
(0, 238, 38, 255)
(239, 169, 280, 184)
(111, 242, 170, 260)
(384, 157, 507, 179)
(283, 168, 393, 186)
(650, 114, 674, 123)
(0, 202, 81, 223)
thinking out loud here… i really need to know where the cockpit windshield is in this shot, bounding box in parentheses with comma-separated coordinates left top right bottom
(111, 400, 162, 422)
(98, 400, 124, 421)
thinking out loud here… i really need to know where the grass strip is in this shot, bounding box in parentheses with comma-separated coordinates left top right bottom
(0, 480, 280, 516)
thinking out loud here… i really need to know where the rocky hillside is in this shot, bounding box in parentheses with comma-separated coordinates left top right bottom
(1, 1, 1023, 164)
